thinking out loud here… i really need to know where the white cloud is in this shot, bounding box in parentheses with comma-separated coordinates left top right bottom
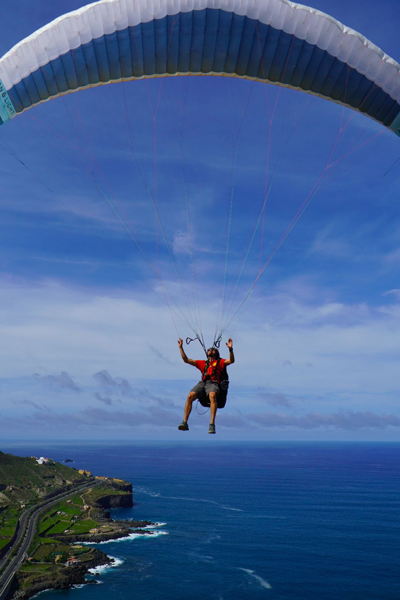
(382, 289, 400, 301)
(173, 231, 192, 256)
(308, 224, 352, 259)
(0, 275, 400, 439)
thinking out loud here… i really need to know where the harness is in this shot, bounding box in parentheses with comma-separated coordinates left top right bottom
(199, 358, 229, 409)
(202, 358, 225, 383)
(185, 337, 230, 411)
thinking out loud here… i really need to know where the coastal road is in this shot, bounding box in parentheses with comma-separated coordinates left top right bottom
(0, 481, 99, 600)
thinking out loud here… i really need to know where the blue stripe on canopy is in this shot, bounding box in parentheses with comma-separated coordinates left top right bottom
(3, 8, 400, 134)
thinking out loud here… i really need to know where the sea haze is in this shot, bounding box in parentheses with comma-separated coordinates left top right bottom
(4, 442, 400, 600)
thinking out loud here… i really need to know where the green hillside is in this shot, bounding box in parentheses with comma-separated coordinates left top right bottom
(0, 451, 89, 504)
(0, 451, 90, 551)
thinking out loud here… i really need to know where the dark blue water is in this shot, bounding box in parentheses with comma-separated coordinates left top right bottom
(4, 443, 400, 599)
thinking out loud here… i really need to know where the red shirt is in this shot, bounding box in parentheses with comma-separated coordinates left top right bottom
(195, 359, 226, 383)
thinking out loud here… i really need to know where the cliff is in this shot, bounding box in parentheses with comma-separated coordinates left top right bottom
(94, 492, 133, 509)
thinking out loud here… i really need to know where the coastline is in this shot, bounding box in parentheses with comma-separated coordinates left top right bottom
(7, 484, 156, 600)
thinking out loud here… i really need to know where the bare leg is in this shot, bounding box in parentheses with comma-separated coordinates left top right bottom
(209, 392, 218, 425)
(184, 391, 197, 423)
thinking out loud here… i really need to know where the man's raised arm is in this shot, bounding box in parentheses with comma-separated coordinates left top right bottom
(178, 338, 197, 366)
(224, 338, 235, 366)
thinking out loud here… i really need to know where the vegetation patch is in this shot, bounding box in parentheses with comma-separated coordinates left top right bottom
(46, 521, 72, 535)
(70, 494, 84, 506)
(69, 519, 99, 534)
(0, 515, 19, 538)
(19, 563, 54, 573)
(0, 538, 11, 550)
(55, 503, 82, 516)
(31, 543, 69, 563)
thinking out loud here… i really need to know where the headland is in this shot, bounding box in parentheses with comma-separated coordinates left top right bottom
(0, 451, 155, 600)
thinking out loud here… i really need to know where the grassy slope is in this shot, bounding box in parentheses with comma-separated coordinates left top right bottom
(0, 452, 87, 502)
(0, 451, 88, 545)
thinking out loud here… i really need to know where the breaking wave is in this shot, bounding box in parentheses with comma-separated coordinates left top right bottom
(238, 568, 272, 590)
(92, 530, 168, 544)
(87, 556, 124, 574)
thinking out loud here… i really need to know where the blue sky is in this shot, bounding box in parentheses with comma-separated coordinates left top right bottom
(1, 0, 400, 442)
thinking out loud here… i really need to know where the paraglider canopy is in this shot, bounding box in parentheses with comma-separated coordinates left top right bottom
(0, 0, 399, 134)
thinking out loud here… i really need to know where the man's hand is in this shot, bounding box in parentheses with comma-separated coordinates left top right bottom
(178, 338, 196, 366)
(224, 338, 235, 365)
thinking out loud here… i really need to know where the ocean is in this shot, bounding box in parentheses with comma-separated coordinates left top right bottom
(3, 442, 400, 599)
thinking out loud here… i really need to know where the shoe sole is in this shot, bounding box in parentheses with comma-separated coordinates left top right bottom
(178, 426, 189, 431)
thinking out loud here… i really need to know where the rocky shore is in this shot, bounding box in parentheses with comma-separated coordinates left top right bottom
(10, 548, 112, 600)
(53, 520, 156, 544)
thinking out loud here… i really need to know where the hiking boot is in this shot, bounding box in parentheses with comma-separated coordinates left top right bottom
(208, 423, 216, 434)
(178, 421, 189, 431)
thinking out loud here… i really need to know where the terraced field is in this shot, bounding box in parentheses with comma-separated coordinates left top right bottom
(32, 496, 98, 556)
